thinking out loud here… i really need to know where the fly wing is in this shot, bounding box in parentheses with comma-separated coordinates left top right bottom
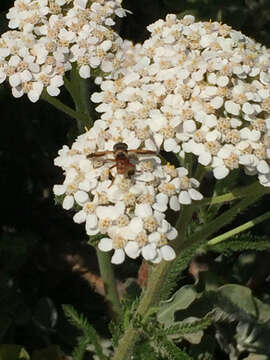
(87, 150, 114, 158)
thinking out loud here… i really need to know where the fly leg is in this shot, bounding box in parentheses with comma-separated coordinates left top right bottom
(108, 163, 117, 188)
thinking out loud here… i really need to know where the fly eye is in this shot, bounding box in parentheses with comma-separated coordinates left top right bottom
(114, 142, 128, 152)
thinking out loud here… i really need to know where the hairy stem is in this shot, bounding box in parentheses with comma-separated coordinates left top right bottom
(112, 207, 193, 360)
(111, 186, 265, 359)
(96, 249, 122, 321)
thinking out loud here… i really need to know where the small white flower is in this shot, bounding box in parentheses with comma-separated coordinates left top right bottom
(74, 190, 89, 204)
(225, 101, 240, 116)
(213, 166, 230, 179)
(98, 238, 113, 252)
(160, 245, 176, 261)
(111, 249, 125, 264)
(142, 243, 157, 261)
(63, 195, 74, 210)
(125, 241, 140, 259)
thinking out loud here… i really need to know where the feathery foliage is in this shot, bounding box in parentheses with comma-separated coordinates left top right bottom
(160, 239, 206, 301)
(163, 316, 211, 336)
(205, 234, 270, 254)
(158, 339, 192, 360)
(71, 335, 89, 360)
(62, 304, 107, 360)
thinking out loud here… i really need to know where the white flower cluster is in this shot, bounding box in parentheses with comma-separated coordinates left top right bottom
(53, 121, 203, 264)
(91, 14, 270, 186)
(0, 0, 127, 102)
(93, 40, 145, 85)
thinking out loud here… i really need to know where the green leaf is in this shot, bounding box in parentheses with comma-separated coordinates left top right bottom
(0, 345, 30, 360)
(133, 340, 160, 360)
(164, 316, 211, 338)
(160, 239, 206, 300)
(62, 304, 107, 360)
(159, 339, 192, 360)
(157, 285, 198, 326)
(71, 336, 89, 360)
(206, 238, 270, 253)
(216, 284, 261, 319)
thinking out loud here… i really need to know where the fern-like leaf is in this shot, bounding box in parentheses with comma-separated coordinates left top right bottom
(109, 320, 123, 347)
(62, 304, 107, 360)
(159, 339, 192, 360)
(160, 239, 206, 301)
(71, 335, 89, 360)
(206, 234, 270, 254)
(164, 317, 211, 336)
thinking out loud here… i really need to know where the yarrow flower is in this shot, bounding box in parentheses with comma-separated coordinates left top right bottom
(53, 122, 203, 264)
(53, 14, 270, 263)
(0, 0, 128, 102)
(91, 14, 270, 186)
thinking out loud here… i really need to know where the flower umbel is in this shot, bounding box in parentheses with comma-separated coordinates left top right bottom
(91, 14, 270, 187)
(54, 124, 203, 264)
(0, 0, 127, 102)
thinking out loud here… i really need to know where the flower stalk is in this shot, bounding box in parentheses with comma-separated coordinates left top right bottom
(41, 91, 88, 125)
(207, 210, 270, 246)
(196, 181, 269, 208)
(96, 249, 122, 321)
(111, 187, 265, 359)
(70, 66, 93, 130)
(112, 206, 193, 360)
(186, 193, 263, 250)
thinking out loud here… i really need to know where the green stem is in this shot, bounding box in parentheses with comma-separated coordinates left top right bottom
(41, 91, 87, 125)
(96, 249, 122, 321)
(207, 211, 270, 246)
(187, 192, 262, 249)
(70, 66, 93, 131)
(193, 163, 207, 182)
(63, 75, 75, 98)
(111, 186, 265, 359)
(195, 181, 268, 207)
(112, 207, 193, 360)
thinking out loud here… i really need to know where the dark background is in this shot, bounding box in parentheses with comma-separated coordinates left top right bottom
(1, 0, 270, 358)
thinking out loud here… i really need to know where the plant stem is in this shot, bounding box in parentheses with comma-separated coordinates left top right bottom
(96, 249, 122, 321)
(207, 210, 270, 246)
(186, 193, 262, 249)
(70, 66, 93, 131)
(112, 207, 193, 360)
(41, 91, 88, 124)
(195, 181, 268, 208)
(111, 187, 266, 360)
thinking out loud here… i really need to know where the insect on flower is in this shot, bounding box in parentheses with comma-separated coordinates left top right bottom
(87, 142, 157, 178)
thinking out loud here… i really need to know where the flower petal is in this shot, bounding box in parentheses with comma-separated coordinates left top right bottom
(63, 195, 74, 210)
(160, 245, 176, 261)
(111, 249, 125, 264)
(98, 238, 113, 252)
(142, 243, 157, 260)
(125, 241, 140, 259)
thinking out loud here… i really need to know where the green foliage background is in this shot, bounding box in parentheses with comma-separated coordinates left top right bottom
(1, 0, 270, 359)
